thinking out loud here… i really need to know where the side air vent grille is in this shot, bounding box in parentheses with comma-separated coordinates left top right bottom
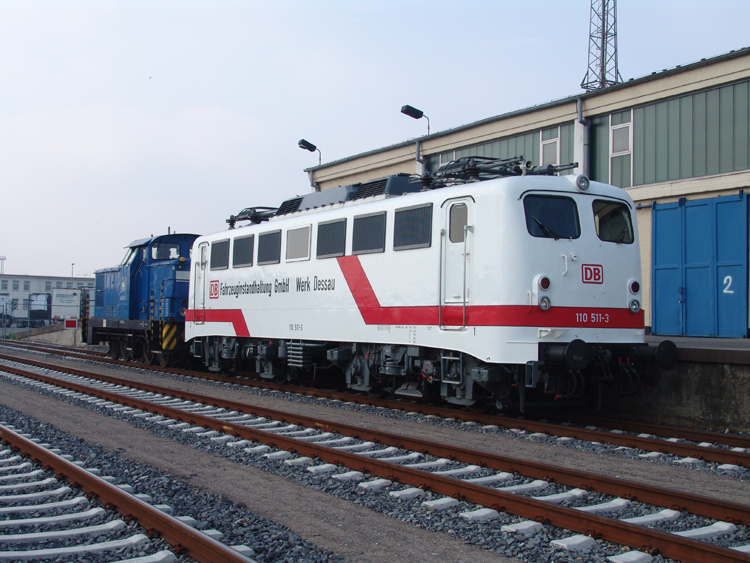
(276, 197, 303, 215)
(353, 178, 388, 200)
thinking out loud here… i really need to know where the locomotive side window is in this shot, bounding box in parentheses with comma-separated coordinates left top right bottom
(593, 200, 634, 244)
(286, 226, 311, 261)
(257, 230, 282, 265)
(394, 203, 432, 250)
(233, 235, 254, 267)
(449, 203, 468, 243)
(523, 195, 580, 240)
(210, 239, 230, 270)
(119, 248, 136, 266)
(352, 212, 386, 255)
(151, 242, 180, 260)
(317, 218, 346, 259)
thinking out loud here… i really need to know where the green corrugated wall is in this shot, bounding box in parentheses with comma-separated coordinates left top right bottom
(633, 80, 750, 186)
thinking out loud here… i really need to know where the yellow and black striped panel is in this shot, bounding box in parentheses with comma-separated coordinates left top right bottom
(162, 322, 178, 351)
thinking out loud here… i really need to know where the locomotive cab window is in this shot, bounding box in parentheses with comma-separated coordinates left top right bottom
(394, 203, 432, 250)
(523, 195, 580, 240)
(258, 230, 282, 265)
(353, 212, 386, 255)
(233, 235, 254, 268)
(449, 203, 468, 243)
(286, 226, 311, 261)
(593, 200, 634, 244)
(151, 242, 180, 260)
(119, 248, 137, 266)
(317, 218, 346, 259)
(210, 239, 230, 270)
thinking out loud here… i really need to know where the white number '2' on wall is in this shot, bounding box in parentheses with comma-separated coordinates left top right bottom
(723, 275, 734, 294)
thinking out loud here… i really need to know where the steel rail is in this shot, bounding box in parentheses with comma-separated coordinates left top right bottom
(1, 363, 749, 562)
(5, 348, 750, 466)
(0, 424, 249, 563)
(2, 355, 750, 525)
(7, 344, 750, 451)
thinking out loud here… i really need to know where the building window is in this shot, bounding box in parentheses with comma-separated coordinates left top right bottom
(1, 281, 6, 290)
(394, 204, 432, 250)
(12, 281, 19, 291)
(77, 282, 83, 288)
(286, 226, 311, 261)
(56, 281, 63, 289)
(232, 235, 254, 268)
(352, 212, 386, 255)
(541, 127, 559, 166)
(22, 298, 29, 310)
(610, 110, 632, 188)
(23, 281, 30, 291)
(45, 281, 52, 291)
(11, 298, 18, 311)
(210, 239, 230, 270)
(317, 219, 346, 259)
(66, 282, 73, 288)
(257, 231, 282, 265)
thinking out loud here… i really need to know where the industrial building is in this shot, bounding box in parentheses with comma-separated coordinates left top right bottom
(304, 47, 750, 338)
(0, 274, 94, 324)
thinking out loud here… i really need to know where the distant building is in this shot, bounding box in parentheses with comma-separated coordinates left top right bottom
(305, 48, 750, 338)
(0, 274, 94, 320)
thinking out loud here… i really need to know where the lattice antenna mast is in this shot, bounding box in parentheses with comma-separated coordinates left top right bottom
(581, 0, 623, 91)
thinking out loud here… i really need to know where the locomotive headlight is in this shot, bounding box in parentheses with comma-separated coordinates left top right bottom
(539, 276, 551, 291)
(538, 296, 551, 311)
(629, 280, 640, 294)
(575, 174, 590, 191)
(179, 307, 187, 317)
(629, 299, 641, 313)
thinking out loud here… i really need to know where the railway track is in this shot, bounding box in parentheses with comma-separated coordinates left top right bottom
(4, 341, 749, 470)
(0, 421, 255, 562)
(1, 354, 749, 562)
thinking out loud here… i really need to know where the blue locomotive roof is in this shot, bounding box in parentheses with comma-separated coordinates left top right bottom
(126, 233, 200, 248)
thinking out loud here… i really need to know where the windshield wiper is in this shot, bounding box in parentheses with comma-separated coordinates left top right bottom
(616, 225, 630, 244)
(532, 216, 560, 240)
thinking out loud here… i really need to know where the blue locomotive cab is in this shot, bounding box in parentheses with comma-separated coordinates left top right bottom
(88, 233, 199, 366)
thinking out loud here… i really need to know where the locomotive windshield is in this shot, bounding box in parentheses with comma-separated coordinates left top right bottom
(151, 242, 181, 260)
(523, 195, 580, 240)
(593, 200, 634, 244)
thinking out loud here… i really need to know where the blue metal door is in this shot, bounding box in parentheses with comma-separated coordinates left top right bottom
(652, 194, 748, 337)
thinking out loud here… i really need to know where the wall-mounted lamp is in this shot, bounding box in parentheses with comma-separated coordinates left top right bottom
(298, 139, 321, 165)
(401, 104, 430, 135)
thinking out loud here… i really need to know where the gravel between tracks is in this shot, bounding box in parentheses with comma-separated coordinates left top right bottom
(3, 349, 750, 562)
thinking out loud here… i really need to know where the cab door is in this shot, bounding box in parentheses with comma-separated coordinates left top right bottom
(192, 242, 209, 324)
(441, 198, 472, 328)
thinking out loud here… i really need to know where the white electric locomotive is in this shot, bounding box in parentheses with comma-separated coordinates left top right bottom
(186, 157, 676, 411)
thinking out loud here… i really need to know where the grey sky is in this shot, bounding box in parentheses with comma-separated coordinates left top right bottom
(2, 0, 748, 278)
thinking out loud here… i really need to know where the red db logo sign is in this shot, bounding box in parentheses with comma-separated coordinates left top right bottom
(582, 264, 603, 284)
(209, 280, 220, 299)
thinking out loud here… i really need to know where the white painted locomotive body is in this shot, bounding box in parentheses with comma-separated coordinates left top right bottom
(186, 173, 658, 409)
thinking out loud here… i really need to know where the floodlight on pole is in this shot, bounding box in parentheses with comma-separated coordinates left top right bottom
(401, 105, 430, 135)
(298, 139, 321, 165)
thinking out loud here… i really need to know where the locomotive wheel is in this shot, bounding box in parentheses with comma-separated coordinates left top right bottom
(108, 339, 121, 360)
(157, 353, 174, 368)
(120, 339, 133, 362)
(142, 343, 156, 365)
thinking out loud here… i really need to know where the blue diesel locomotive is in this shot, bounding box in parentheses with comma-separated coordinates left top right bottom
(86, 233, 199, 366)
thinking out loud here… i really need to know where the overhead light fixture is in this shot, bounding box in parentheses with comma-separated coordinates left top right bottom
(400, 105, 430, 134)
(298, 139, 321, 165)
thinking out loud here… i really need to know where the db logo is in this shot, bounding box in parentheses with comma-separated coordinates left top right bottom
(582, 264, 604, 284)
(209, 280, 220, 299)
